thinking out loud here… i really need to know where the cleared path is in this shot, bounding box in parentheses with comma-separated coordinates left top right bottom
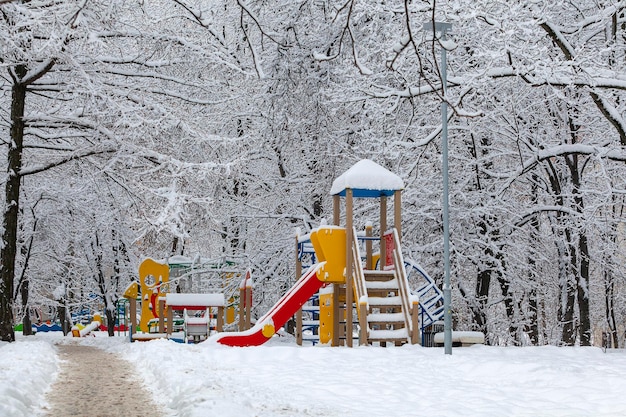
(43, 344, 165, 417)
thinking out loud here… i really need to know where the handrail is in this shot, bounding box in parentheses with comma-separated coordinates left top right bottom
(352, 227, 369, 344)
(387, 228, 415, 343)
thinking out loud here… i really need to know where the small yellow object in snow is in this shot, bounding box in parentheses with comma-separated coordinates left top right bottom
(71, 326, 81, 337)
(261, 323, 275, 338)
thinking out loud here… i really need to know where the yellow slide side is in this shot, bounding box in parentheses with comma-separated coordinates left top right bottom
(310, 226, 346, 284)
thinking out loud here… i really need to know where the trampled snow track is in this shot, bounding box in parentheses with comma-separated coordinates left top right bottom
(43, 344, 165, 417)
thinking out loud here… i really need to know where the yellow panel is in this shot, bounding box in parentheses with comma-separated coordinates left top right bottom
(309, 229, 325, 262)
(371, 253, 380, 271)
(226, 297, 236, 324)
(311, 226, 346, 283)
(319, 289, 333, 344)
(138, 258, 169, 333)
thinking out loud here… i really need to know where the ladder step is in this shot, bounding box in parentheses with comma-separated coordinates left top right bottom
(367, 312, 404, 323)
(368, 328, 408, 341)
(365, 279, 399, 290)
(363, 270, 396, 281)
(367, 289, 396, 298)
(369, 296, 402, 307)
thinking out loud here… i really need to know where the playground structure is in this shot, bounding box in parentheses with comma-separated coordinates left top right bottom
(122, 159, 447, 347)
(213, 159, 446, 347)
(71, 313, 102, 337)
(293, 159, 445, 347)
(122, 257, 249, 343)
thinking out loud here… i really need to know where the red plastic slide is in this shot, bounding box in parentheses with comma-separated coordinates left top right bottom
(214, 263, 325, 347)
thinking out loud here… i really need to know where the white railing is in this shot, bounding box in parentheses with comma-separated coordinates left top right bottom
(352, 227, 369, 344)
(388, 228, 418, 344)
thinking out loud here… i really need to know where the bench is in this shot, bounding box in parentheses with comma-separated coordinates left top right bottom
(434, 331, 484, 347)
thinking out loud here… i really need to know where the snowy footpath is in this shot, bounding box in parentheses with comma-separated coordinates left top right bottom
(2, 332, 626, 416)
(43, 343, 164, 417)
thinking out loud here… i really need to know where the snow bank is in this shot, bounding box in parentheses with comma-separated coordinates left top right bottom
(106, 338, 626, 417)
(4, 331, 626, 417)
(0, 337, 59, 417)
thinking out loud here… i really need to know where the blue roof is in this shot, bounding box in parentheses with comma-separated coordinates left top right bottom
(333, 188, 398, 198)
(330, 159, 404, 198)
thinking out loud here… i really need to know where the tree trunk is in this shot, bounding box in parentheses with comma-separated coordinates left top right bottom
(577, 230, 591, 345)
(21, 280, 32, 336)
(557, 229, 577, 346)
(568, 153, 591, 346)
(525, 176, 540, 345)
(497, 273, 518, 344)
(0, 69, 27, 342)
(561, 236, 578, 346)
(105, 307, 116, 337)
(473, 218, 493, 341)
(605, 268, 619, 348)
(57, 304, 71, 336)
(473, 266, 490, 336)
(560, 278, 577, 345)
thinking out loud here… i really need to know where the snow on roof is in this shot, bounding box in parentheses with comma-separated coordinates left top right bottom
(166, 293, 225, 307)
(330, 159, 404, 197)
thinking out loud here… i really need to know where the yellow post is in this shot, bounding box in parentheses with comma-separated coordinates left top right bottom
(319, 286, 334, 344)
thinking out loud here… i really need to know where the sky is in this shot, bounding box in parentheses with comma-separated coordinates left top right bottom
(3, 331, 626, 417)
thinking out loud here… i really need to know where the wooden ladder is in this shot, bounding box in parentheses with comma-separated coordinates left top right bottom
(362, 269, 410, 345)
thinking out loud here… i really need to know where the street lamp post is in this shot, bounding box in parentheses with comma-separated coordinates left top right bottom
(423, 21, 453, 355)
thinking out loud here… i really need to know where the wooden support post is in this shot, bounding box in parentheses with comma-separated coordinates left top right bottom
(333, 194, 342, 347)
(167, 306, 173, 336)
(359, 301, 368, 346)
(217, 306, 224, 332)
(380, 196, 387, 270)
(366, 223, 373, 270)
(332, 285, 340, 346)
(158, 299, 166, 333)
(296, 309, 303, 345)
(245, 287, 252, 330)
(411, 300, 420, 345)
(239, 286, 245, 332)
(296, 234, 303, 346)
(345, 188, 353, 347)
(129, 298, 137, 342)
(394, 190, 402, 243)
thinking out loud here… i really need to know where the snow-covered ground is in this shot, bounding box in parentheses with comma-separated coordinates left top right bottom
(3, 331, 626, 417)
